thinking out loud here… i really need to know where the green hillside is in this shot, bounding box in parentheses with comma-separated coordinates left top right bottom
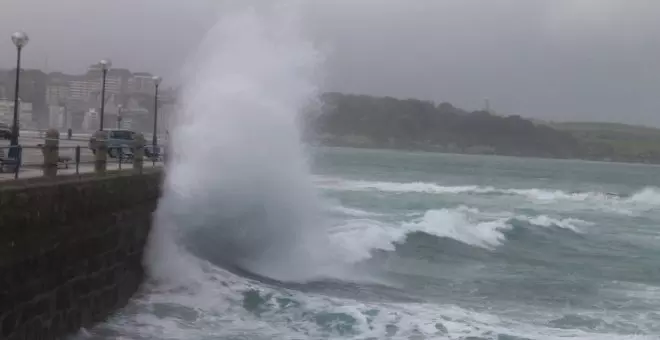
(548, 122, 660, 163)
(312, 93, 660, 164)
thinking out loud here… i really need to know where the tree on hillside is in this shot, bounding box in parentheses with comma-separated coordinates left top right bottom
(314, 93, 582, 158)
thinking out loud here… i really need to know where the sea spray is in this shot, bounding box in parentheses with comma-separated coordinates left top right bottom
(146, 2, 335, 283)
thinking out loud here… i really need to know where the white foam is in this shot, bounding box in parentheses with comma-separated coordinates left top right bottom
(86, 255, 659, 339)
(314, 177, 584, 201)
(327, 206, 591, 265)
(316, 177, 486, 195)
(626, 187, 660, 205)
(329, 205, 385, 218)
(329, 219, 406, 262)
(316, 177, 660, 215)
(403, 208, 511, 249)
(146, 2, 345, 284)
(516, 215, 593, 233)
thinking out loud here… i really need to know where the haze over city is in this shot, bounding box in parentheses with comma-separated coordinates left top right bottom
(2, 0, 660, 126)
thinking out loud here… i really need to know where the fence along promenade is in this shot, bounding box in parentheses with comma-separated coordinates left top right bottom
(0, 129, 165, 181)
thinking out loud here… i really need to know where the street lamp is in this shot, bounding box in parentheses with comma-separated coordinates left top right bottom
(117, 104, 123, 129)
(9, 31, 28, 158)
(152, 76, 162, 149)
(98, 59, 112, 131)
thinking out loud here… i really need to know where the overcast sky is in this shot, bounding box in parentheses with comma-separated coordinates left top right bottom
(1, 0, 659, 126)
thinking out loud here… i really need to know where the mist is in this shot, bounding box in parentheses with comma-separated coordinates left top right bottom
(1, 0, 659, 125)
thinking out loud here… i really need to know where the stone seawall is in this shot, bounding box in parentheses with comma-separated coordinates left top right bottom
(0, 170, 162, 339)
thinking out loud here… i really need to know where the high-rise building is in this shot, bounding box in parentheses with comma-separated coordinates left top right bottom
(46, 72, 71, 105)
(48, 105, 67, 129)
(0, 99, 34, 128)
(0, 99, 12, 124)
(127, 72, 157, 95)
(82, 109, 100, 131)
(66, 64, 132, 101)
(40, 63, 176, 131)
(3, 69, 47, 127)
(67, 76, 96, 100)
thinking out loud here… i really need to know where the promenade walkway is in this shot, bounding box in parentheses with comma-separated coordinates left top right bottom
(0, 130, 165, 182)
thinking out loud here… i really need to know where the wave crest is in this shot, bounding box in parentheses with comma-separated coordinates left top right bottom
(148, 4, 337, 284)
(317, 177, 660, 212)
(329, 206, 589, 263)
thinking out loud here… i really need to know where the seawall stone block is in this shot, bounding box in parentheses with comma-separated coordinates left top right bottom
(0, 170, 162, 339)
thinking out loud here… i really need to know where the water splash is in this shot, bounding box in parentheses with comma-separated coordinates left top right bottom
(146, 2, 334, 283)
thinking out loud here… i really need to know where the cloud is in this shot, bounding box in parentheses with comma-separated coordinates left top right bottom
(0, 0, 659, 125)
(541, 0, 660, 44)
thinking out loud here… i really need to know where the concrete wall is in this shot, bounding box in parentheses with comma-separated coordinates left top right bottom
(0, 171, 162, 339)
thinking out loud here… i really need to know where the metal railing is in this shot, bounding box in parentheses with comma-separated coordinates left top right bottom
(0, 142, 166, 181)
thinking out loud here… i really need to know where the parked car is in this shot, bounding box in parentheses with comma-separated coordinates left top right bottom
(0, 123, 11, 140)
(89, 129, 143, 158)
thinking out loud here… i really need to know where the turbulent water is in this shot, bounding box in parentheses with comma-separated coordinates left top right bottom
(80, 148, 660, 339)
(77, 3, 660, 340)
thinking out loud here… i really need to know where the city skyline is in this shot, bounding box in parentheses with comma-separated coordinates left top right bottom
(0, 61, 175, 133)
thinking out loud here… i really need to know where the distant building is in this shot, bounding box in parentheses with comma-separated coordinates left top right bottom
(46, 73, 71, 105)
(2, 69, 47, 127)
(0, 99, 33, 128)
(127, 72, 157, 95)
(39, 63, 177, 131)
(0, 99, 12, 124)
(82, 109, 100, 131)
(118, 117, 134, 130)
(159, 103, 176, 133)
(19, 102, 34, 128)
(48, 105, 67, 129)
(67, 65, 131, 101)
(80, 91, 125, 130)
(68, 76, 109, 101)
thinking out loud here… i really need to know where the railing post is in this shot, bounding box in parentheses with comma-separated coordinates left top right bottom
(133, 133, 145, 174)
(14, 145, 21, 180)
(118, 147, 123, 170)
(163, 134, 170, 167)
(42, 128, 60, 177)
(75, 145, 80, 175)
(163, 144, 168, 167)
(93, 130, 108, 175)
(152, 145, 157, 167)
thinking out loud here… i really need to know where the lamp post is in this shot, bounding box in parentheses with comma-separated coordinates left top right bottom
(98, 59, 112, 131)
(152, 76, 162, 149)
(9, 31, 28, 158)
(117, 104, 123, 129)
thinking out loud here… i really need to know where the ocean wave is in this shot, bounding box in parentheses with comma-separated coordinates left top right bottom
(328, 206, 590, 263)
(515, 215, 593, 233)
(328, 205, 385, 218)
(316, 177, 660, 211)
(82, 255, 659, 340)
(627, 187, 660, 205)
(316, 177, 487, 195)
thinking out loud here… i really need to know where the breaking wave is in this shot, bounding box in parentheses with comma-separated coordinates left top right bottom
(316, 177, 660, 211)
(146, 2, 338, 285)
(92, 256, 658, 339)
(328, 206, 590, 263)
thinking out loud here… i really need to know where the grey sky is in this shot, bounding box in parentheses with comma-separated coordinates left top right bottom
(2, 0, 660, 126)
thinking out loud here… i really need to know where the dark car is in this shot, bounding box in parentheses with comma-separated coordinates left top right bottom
(89, 129, 142, 157)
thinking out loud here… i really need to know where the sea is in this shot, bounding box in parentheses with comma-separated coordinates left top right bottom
(78, 147, 660, 340)
(77, 3, 660, 339)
